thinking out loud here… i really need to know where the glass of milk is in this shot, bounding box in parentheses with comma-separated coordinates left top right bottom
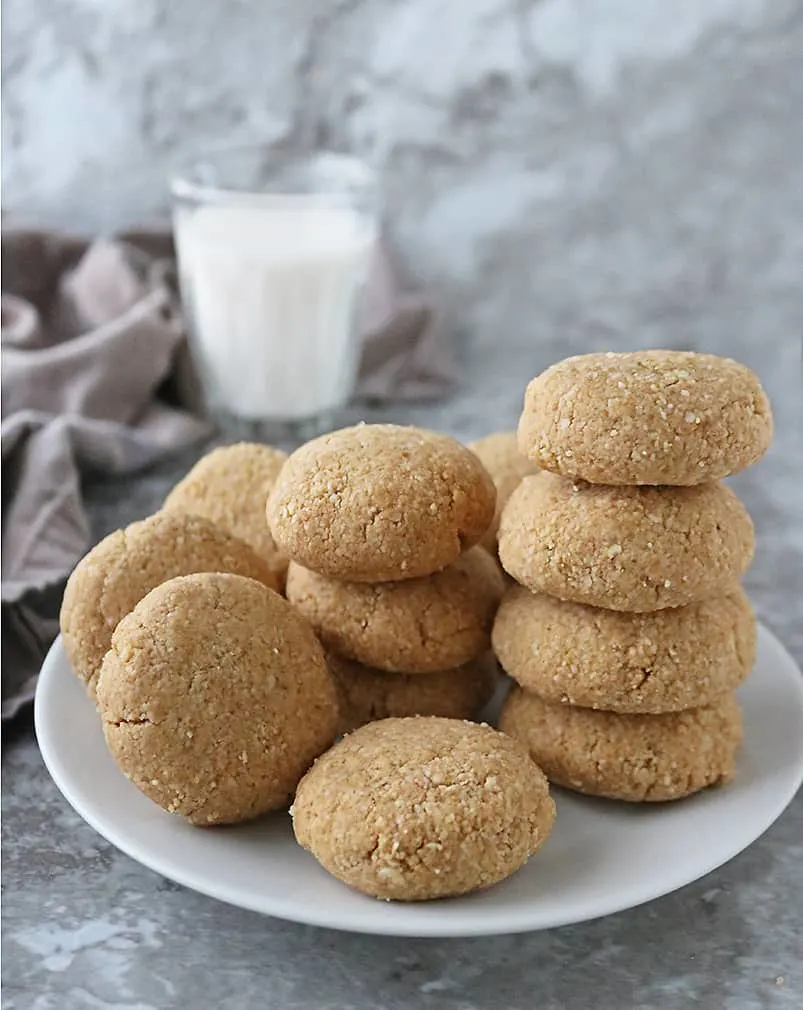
(171, 144, 378, 437)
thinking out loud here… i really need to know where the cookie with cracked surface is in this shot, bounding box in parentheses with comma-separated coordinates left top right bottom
(498, 473, 754, 612)
(492, 585, 755, 713)
(468, 431, 539, 550)
(518, 350, 772, 486)
(267, 424, 496, 581)
(60, 512, 281, 695)
(97, 572, 339, 826)
(162, 442, 288, 586)
(500, 688, 742, 802)
(286, 547, 505, 673)
(292, 716, 555, 900)
(329, 652, 498, 735)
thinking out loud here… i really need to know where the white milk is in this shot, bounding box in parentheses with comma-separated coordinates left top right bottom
(174, 202, 376, 420)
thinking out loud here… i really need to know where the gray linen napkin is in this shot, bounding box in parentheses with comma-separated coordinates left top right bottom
(1, 228, 451, 718)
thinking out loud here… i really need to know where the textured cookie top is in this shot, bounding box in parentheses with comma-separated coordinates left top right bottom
(60, 512, 282, 693)
(163, 442, 288, 582)
(500, 688, 742, 802)
(286, 547, 505, 673)
(97, 573, 338, 825)
(498, 473, 754, 612)
(328, 653, 497, 735)
(292, 716, 555, 901)
(267, 424, 496, 581)
(469, 431, 538, 549)
(518, 351, 773, 485)
(492, 585, 755, 713)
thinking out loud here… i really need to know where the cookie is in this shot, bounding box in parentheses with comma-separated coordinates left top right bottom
(518, 350, 772, 486)
(492, 585, 755, 713)
(469, 431, 538, 549)
(292, 716, 554, 900)
(329, 653, 497, 734)
(267, 424, 496, 581)
(286, 547, 505, 673)
(162, 442, 288, 586)
(499, 687, 742, 802)
(97, 573, 339, 826)
(498, 473, 754, 611)
(60, 512, 281, 694)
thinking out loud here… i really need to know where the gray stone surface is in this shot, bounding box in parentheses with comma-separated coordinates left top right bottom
(3, 1, 803, 1006)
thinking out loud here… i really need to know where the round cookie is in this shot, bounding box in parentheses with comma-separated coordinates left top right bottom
(162, 442, 288, 586)
(286, 547, 505, 673)
(97, 572, 339, 825)
(292, 716, 555, 900)
(329, 652, 498, 734)
(518, 350, 772, 486)
(60, 512, 281, 694)
(267, 424, 496, 582)
(469, 431, 539, 549)
(498, 473, 754, 612)
(492, 585, 755, 713)
(499, 688, 742, 802)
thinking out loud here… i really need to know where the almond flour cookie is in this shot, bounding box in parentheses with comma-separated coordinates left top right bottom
(500, 688, 742, 802)
(498, 473, 754, 612)
(292, 717, 555, 900)
(162, 442, 288, 586)
(267, 424, 496, 582)
(97, 573, 339, 826)
(518, 350, 772, 486)
(329, 653, 497, 734)
(469, 431, 539, 549)
(60, 512, 281, 694)
(492, 585, 755, 713)
(286, 547, 505, 673)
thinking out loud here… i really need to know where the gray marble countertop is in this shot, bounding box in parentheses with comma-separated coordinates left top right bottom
(3, 340, 801, 1010)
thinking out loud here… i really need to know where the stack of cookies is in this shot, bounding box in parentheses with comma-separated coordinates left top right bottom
(267, 423, 506, 733)
(494, 351, 773, 802)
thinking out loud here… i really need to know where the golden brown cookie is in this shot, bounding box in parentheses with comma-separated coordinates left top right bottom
(518, 350, 772, 486)
(499, 687, 742, 802)
(292, 716, 554, 900)
(60, 512, 281, 694)
(286, 547, 505, 673)
(329, 652, 498, 734)
(162, 442, 288, 586)
(267, 424, 496, 581)
(492, 585, 755, 713)
(97, 573, 339, 826)
(469, 431, 539, 549)
(498, 473, 754, 611)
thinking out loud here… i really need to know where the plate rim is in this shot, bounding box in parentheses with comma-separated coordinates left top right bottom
(34, 625, 803, 938)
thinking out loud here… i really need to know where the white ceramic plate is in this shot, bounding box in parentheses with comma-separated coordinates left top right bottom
(35, 625, 803, 937)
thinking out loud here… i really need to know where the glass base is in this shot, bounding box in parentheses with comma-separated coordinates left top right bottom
(209, 409, 338, 449)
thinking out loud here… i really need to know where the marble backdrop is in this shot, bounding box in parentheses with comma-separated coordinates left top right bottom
(3, 0, 801, 380)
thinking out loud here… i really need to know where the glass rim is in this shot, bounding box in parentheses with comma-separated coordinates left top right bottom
(170, 143, 377, 204)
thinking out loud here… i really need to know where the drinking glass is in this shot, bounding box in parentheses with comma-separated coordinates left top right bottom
(171, 143, 378, 440)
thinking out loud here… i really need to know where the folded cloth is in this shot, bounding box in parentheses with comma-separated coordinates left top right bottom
(1, 227, 451, 718)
